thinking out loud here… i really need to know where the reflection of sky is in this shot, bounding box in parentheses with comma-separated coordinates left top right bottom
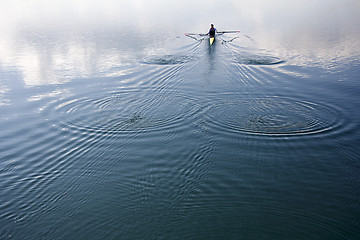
(0, 0, 359, 86)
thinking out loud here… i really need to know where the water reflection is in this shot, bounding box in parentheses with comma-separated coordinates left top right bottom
(0, 28, 144, 86)
(0, 85, 10, 106)
(0, 0, 359, 87)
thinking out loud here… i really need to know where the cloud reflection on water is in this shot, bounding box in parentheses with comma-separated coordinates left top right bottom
(0, 0, 359, 87)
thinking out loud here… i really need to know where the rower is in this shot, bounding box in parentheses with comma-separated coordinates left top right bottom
(207, 24, 217, 37)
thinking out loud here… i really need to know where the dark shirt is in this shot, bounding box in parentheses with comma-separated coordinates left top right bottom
(208, 27, 217, 37)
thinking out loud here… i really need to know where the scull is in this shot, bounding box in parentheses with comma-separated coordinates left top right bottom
(185, 30, 241, 45)
(209, 36, 215, 46)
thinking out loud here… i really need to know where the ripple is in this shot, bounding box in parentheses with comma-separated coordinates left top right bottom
(204, 96, 346, 137)
(142, 55, 193, 65)
(234, 54, 284, 65)
(46, 90, 200, 136)
(223, 42, 284, 66)
(167, 203, 352, 240)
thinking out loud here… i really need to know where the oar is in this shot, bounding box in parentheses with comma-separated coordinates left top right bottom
(218, 31, 241, 34)
(186, 31, 251, 42)
(187, 31, 241, 35)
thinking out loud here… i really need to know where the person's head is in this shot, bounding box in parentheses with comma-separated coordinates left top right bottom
(211, 24, 214, 28)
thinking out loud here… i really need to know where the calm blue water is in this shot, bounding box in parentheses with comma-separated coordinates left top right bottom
(1, 1, 360, 239)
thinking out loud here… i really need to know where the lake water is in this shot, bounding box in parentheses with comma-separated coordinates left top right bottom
(1, 0, 360, 239)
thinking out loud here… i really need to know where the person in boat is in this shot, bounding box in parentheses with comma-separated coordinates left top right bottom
(207, 24, 217, 37)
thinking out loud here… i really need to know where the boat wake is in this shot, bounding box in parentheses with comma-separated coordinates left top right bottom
(142, 55, 194, 65)
(233, 54, 283, 65)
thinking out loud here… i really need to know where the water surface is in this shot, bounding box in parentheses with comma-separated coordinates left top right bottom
(1, 0, 360, 239)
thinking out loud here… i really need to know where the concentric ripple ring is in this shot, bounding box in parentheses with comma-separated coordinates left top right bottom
(204, 96, 346, 137)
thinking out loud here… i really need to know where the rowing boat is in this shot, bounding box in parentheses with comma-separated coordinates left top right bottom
(185, 31, 241, 45)
(209, 36, 215, 46)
